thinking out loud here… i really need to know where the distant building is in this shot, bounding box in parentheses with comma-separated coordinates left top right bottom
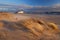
(17, 11, 24, 14)
(15, 9, 25, 14)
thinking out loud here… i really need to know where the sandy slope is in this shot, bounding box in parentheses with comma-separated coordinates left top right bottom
(0, 13, 60, 40)
(0, 13, 31, 22)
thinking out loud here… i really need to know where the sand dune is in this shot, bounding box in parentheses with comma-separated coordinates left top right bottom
(0, 12, 31, 22)
(0, 12, 60, 40)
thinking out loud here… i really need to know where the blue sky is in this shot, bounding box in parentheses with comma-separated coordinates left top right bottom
(0, 0, 60, 6)
(0, 0, 60, 12)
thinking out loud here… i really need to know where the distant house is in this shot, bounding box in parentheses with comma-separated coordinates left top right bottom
(17, 11, 24, 14)
(15, 9, 25, 14)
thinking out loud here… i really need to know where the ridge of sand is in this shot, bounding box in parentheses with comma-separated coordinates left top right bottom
(0, 12, 60, 40)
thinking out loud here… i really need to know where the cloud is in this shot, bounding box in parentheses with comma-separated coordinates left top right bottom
(19, 4, 33, 9)
(17, 4, 49, 9)
(52, 3, 60, 8)
(0, 3, 60, 12)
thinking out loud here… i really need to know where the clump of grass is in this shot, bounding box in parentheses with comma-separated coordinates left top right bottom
(47, 22, 58, 30)
(20, 18, 60, 37)
(0, 22, 4, 29)
(20, 18, 45, 36)
(0, 31, 7, 40)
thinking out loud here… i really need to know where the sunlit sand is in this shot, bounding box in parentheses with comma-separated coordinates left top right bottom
(0, 12, 60, 40)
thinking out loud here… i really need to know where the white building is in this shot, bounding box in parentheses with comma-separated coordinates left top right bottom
(17, 11, 24, 14)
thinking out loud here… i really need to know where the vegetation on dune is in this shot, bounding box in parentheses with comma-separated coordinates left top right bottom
(0, 13, 60, 40)
(0, 21, 4, 29)
(20, 18, 60, 36)
(47, 22, 58, 30)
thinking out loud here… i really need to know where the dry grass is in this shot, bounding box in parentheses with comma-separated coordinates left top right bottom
(0, 21, 4, 29)
(0, 12, 60, 40)
(47, 22, 58, 30)
(20, 18, 44, 36)
(20, 18, 60, 37)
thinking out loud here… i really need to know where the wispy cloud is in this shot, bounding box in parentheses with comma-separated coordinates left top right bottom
(0, 3, 60, 12)
(51, 3, 60, 8)
(19, 4, 33, 9)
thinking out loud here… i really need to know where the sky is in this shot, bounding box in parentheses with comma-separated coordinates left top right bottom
(0, 0, 60, 12)
(0, 0, 60, 6)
